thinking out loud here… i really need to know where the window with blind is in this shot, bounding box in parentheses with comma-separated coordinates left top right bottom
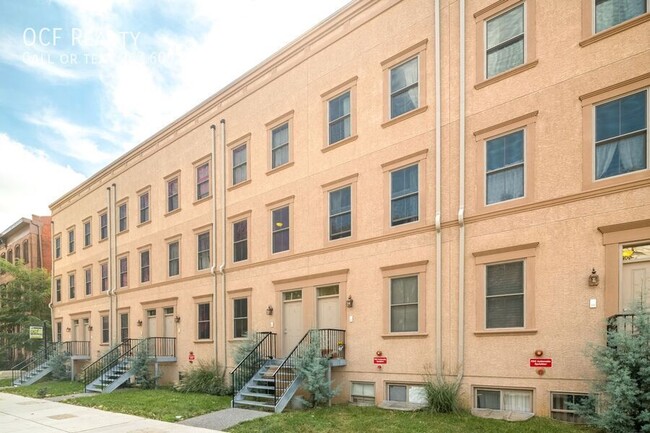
(198, 303, 211, 340)
(271, 123, 289, 169)
(475, 388, 532, 412)
(329, 186, 352, 240)
(351, 382, 375, 405)
(391, 165, 419, 226)
(390, 276, 418, 332)
(168, 241, 180, 276)
(551, 392, 588, 423)
(595, 0, 647, 33)
(390, 57, 419, 119)
(486, 130, 525, 205)
(485, 3, 525, 78)
(232, 144, 247, 185)
(329, 91, 351, 144)
(197, 232, 210, 270)
(233, 220, 248, 262)
(196, 162, 210, 200)
(485, 260, 525, 328)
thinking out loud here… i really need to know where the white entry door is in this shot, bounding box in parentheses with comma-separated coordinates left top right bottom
(146, 309, 157, 338)
(283, 290, 303, 355)
(81, 318, 89, 341)
(317, 285, 340, 329)
(163, 307, 175, 338)
(621, 245, 650, 311)
(72, 319, 79, 341)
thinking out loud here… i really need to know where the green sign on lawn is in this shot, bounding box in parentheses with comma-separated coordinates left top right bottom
(29, 326, 43, 339)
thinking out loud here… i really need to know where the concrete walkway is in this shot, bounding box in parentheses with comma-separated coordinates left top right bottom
(0, 392, 224, 433)
(180, 407, 271, 431)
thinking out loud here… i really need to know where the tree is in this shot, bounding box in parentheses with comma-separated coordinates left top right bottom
(296, 332, 338, 408)
(575, 304, 650, 433)
(0, 258, 51, 368)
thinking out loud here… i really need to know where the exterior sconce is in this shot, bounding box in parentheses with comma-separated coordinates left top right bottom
(137, 320, 143, 327)
(87, 326, 93, 331)
(346, 295, 354, 308)
(266, 305, 274, 316)
(66, 327, 71, 332)
(588, 268, 599, 287)
(175, 316, 181, 323)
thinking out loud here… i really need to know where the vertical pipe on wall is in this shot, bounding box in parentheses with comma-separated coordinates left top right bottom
(457, 0, 466, 380)
(434, 0, 443, 379)
(106, 186, 113, 346)
(219, 119, 227, 367)
(210, 124, 218, 363)
(112, 184, 118, 345)
(50, 220, 55, 341)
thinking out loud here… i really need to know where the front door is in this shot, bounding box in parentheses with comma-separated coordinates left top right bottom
(317, 285, 340, 329)
(72, 319, 79, 341)
(283, 290, 303, 355)
(81, 318, 89, 341)
(621, 244, 650, 311)
(146, 309, 157, 338)
(163, 307, 175, 338)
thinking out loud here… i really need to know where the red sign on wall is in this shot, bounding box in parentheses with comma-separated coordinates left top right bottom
(373, 356, 388, 365)
(529, 358, 552, 368)
(188, 352, 196, 363)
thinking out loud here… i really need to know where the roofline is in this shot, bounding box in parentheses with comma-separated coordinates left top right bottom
(49, 0, 377, 212)
(0, 217, 31, 240)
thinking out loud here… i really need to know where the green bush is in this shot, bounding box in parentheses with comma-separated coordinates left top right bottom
(296, 332, 338, 408)
(49, 351, 71, 381)
(130, 345, 160, 390)
(176, 360, 229, 395)
(36, 387, 48, 398)
(423, 373, 462, 413)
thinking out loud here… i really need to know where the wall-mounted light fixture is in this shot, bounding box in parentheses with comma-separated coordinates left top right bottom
(589, 268, 599, 287)
(66, 327, 71, 332)
(266, 305, 274, 316)
(346, 295, 354, 308)
(175, 316, 181, 323)
(137, 320, 143, 327)
(88, 325, 93, 331)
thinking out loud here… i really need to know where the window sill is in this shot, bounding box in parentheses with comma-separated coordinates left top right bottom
(474, 60, 539, 90)
(230, 259, 250, 267)
(193, 195, 212, 206)
(137, 220, 151, 228)
(381, 106, 428, 129)
(381, 332, 428, 339)
(99, 238, 107, 243)
(67, 252, 76, 256)
(228, 179, 251, 192)
(165, 208, 182, 217)
(266, 161, 295, 176)
(321, 135, 358, 153)
(580, 13, 650, 47)
(474, 328, 538, 336)
(228, 338, 249, 343)
(117, 229, 129, 236)
(83, 244, 92, 250)
(194, 339, 213, 344)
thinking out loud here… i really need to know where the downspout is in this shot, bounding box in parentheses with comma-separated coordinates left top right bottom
(111, 184, 118, 345)
(219, 119, 227, 367)
(50, 220, 55, 342)
(434, 0, 443, 379)
(210, 124, 218, 362)
(457, 0, 466, 381)
(106, 186, 114, 346)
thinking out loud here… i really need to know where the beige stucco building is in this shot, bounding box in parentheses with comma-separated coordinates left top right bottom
(48, 0, 649, 420)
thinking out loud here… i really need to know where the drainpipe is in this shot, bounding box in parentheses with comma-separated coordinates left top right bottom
(210, 124, 218, 362)
(106, 186, 114, 346)
(434, 0, 443, 379)
(50, 220, 55, 342)
(112, 184, 118, 345)
(457, 0, 466, 381)
(219, 119, 227, 368)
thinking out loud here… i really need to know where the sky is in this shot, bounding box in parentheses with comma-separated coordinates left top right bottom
(0, 0, 350, 230)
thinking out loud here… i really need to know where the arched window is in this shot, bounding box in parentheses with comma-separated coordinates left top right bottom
(15, 245, 20, 263)
(23, 241, 29, 264)
(8, 250, 13, 263)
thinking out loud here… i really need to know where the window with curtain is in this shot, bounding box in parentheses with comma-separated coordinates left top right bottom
(476, 388, 532, 412)
(390, 57, 419, 118)
(198, 303, 211, 340)
(197, 232, 210, 270)
(69, 273, 75, 299)
(101, 263, 108, 291)
(595, 0, 647, 32)
(233, 220, 248, 262)
(139, 192, 150, 223)
(85, 268, 92, 295)
(101, 315, 109, 343)
(84, 221, 91, 247)
(196, 162, 210, 200)
(54, 236, 61, 258)
(68, 229, 75, 253)
(272, 206, 290, 253)
(233, 144, 247, 185)
(390, 276, 418, 332)
(140, 250, 150, 283)
(486, 261, 524, 328)
(168, 241, 180, 276)
(329, 186, 352, 240)
(486, 4, 524, 78)
(55, 278, 61, 302)
(271, 123, 289, 169)
(167, 178, 179, 212)
(118, 203, 127, 232)
(391, 165, 419, 226)
(329, 91, 351, 144)
(233, 298, 248, 338)
(486, 130, 525, 204)
(595, 90, 647, 180)
(119, 257, 128, 287)
(120, 313, 129, 341)
(100, 213, 108, 240)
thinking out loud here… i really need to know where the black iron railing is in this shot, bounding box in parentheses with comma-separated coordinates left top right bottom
(11, 342, 60, 384)
(146, 337, 176, 358)
(62, 340, 90, 357)
(607, 313, 636, 347)
(231, 332, 276, 402)
(273, 329, 345, 406)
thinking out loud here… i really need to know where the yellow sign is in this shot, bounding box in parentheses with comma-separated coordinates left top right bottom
(29, 326, 43, 339)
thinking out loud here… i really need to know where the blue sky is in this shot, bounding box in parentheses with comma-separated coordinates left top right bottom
(0, 0, 349, 230)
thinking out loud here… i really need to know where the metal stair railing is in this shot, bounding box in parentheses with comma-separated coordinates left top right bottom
(82, 339, 137, 390)
(607, 313, 637, 348)
(11, 342, 62, 384)
(62, 340, 91, 358)
(231, 332, 276, 404)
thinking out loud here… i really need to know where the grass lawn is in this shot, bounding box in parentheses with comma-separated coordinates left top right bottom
(0, 380, 83, 398)
(66, 388, 232, 422)
(228, 405, 598, 433)
(0, 378, 13, 387)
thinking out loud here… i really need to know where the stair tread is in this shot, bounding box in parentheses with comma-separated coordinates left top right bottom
(234, 400, 275, 408)
(241, 392, 275, 399)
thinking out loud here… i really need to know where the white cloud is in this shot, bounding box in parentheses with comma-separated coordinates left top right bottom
(0, 133, 86, 230)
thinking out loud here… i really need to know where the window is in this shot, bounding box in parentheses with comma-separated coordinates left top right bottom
(233, 144, 247, 185)
(272, 206, 290, 253)
(83, 220, 91, 247)
(22, 241, 28, 264)
(196, 162, 210, 200)
(99, 212, 108, 240)
(56, 322, 62, 342)
(486, 261, 525, 328)
(387, 384, 427, 404)
(139, 192, 150, 224)
(168, 241, 180, 276)
(68, 228, 75, 254)
(69, 273, 75, 299)
(120, 313, 129, 341)
(101, 262, 108, 292)
(233, 220, 248, 262)
(329, 91, 351, 144)
(119, 256, 128, 288)
(84, 268, 92, 296)
(551, 393, 588, 423)
(390, 276, 418, 332)
(55, 277, 61, 302)
(486, 130, 525, 204)
(351, 382, 375, 405)
(390, 57, 419, 119)
(595, 0, 647, 33)
(54, 236, 61, 259)
(101, 315, 109, 344)
(329, 186, 352, 240)
(15, 245, 20, 261)
(485, 4, 525, 78)
(198, 303, 211, 340)
(475, 388, 533, 413)
(621, 242, 650, 311)
(140, 250, 150, 283)
(197, 232, 210, 270)
(167, 177, 179, 212)
(233, 298, 248, 339)
(391, 165, 419, 226)
(7, 250, 12, 263)
(118, 203, 127, 232)
(271, 122, 289, 169)
(594, 90, 647, 180)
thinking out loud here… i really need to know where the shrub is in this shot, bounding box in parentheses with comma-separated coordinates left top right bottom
(574, 303, 650, 433)
(36, 387, 48, 398)
(423, 371, 462, 413)
(177, 360, 229, 395)
(49, 351, 71, 381)
(130, 345, 160, 389)
(296, 332, 338, 408)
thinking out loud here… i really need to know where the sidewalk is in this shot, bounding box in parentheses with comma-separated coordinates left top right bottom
(0, 392, 224, 433)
